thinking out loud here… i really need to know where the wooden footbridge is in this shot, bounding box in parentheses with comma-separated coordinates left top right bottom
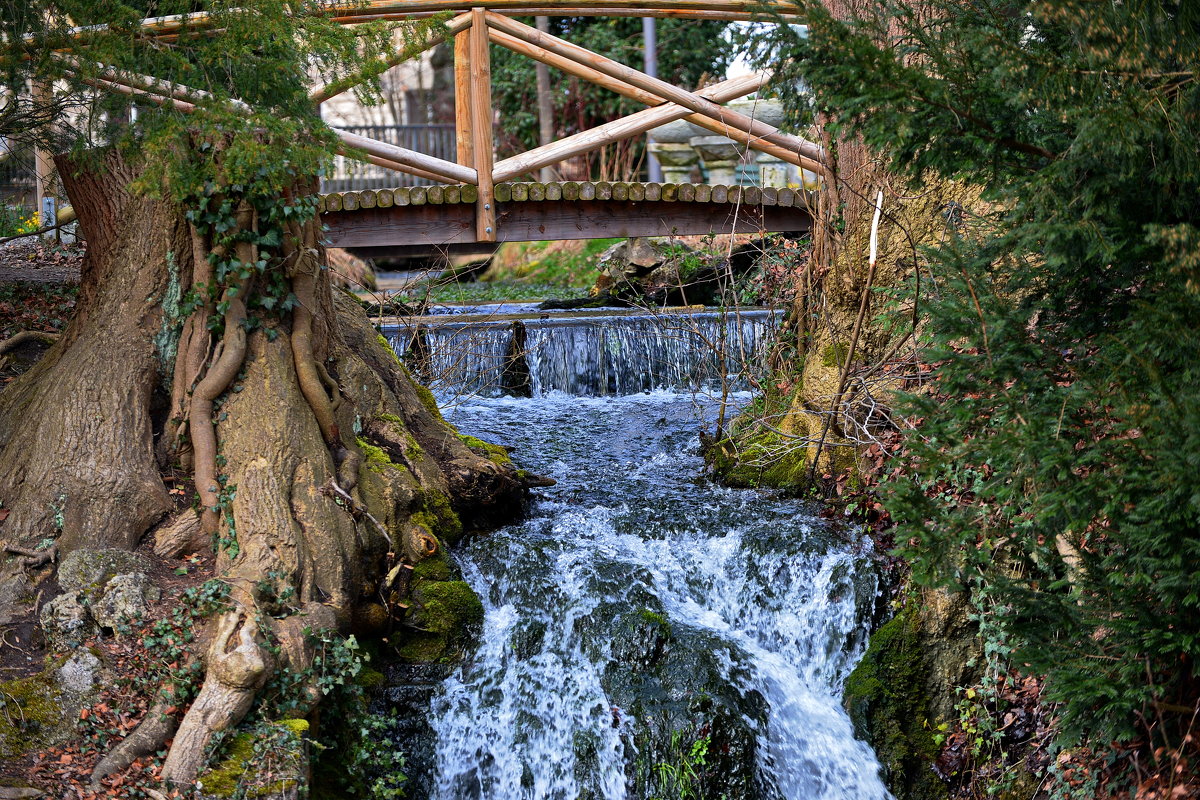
(53, 1, 826, 250)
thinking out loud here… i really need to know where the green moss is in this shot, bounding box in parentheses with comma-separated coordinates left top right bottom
(200, 723, 304, 798)
(0, 673, 62, 759)
(458, 434, 513, 468)
(413, 490, 463, 544)
(376, 333, 400, 364)
(398, 579, 484, 663)
(411, 554, 453, 582)
(706, 432, 810, 492)
(379, 412, 403, 424)
(843, 605, 948, 800)
(413, 580, 483, 633)
(821, 342, 850, 368)
(356, 669, 386, 689)
(357, 437, 397, 473)
(638, 609, 671, 634)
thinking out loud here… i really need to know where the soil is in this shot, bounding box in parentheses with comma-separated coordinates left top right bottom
(0, 238, 83, 284)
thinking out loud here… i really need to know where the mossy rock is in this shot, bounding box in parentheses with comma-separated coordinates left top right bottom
(397, 579, 483, 663)
(843, 605, 948, 800)
(57, 548, 151, 594)
(0, 673, 65, 759)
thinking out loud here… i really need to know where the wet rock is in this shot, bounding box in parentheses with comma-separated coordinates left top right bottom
(91, 572, 160, 631)
(39, 591, 94, 650)
(57, 548, 151, 594)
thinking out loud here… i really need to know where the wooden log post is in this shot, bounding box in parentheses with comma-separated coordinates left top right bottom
(454, 25, 474, 170)
(469, 8, 496, 242)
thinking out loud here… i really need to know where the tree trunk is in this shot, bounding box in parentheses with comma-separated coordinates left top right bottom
(0, 148, 525, 789)
(0, 149, 177, 558)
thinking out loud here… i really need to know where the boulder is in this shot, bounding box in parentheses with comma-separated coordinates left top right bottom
(90, 572, 160, 631)
(39, 591, 94, 650)
(57, 548, 151, 595)
(56, 651, 101, 695)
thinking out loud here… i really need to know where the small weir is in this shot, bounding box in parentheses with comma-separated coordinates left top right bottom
(381, 305, 890, 800)
(383, 306, 780, 398)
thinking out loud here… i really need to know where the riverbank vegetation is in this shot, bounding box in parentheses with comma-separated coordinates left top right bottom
(726, 0, 1200, 796)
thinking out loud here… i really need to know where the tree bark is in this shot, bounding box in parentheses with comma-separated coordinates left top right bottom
(0, 149, 178, 557)
(0, 148, 525, 789)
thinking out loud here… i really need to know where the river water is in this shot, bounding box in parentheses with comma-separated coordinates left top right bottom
(388, 308, 890, 799)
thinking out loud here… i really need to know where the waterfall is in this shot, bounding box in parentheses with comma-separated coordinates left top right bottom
(393, 393, 891, 800)
(382, 307, 779, 399)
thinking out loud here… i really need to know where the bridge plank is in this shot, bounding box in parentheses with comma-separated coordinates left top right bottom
(323, 197, 810, 249)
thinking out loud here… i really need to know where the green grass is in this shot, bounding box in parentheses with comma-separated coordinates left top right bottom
(413, 281, 587, 305)
(483, 237, 621, 287)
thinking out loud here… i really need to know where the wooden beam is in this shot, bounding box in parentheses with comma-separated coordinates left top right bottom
(489, 28, 664, 103)
(308, 13, 472, 104)
(335, 129, 477, 185)
(486, 12, 826, 167)
(360, 153, 453, 184)
(55, 55, 251, 111)
(62, 2, 800, 41)
(322, 198, 811, 248)
(493, 72, 764, 181)
(454, 28, 474, 169)
(487, 27, 824, 175)
(335, 8, 785, 22)
(468, 8, 496, 241)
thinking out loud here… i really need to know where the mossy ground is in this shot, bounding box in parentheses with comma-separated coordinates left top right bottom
(0, 673, 63, 760)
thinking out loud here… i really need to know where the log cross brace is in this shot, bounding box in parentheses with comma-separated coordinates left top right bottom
(52, 2, 829, 247)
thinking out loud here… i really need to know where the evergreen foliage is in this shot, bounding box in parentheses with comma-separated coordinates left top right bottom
(754, 0, 1200, 752)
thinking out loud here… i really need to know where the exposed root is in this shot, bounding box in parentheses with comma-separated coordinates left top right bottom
(153, 509, 207, 559)
(161, 608, 269, 786)
(89, 696, 179, 790)
(289, 223, 360, 491)
(189, 204, 254, 534)
(321, 479, 395, 552)
(4, 543, 58, 568)
(0, 329, 59, 357)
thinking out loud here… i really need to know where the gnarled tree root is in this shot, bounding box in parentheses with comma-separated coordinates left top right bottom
(3, 544, 57, 569)
(160, 608, 270, 786)
(89, 697, 179, 790)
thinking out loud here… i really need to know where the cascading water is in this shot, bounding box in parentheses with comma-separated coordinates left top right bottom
(385, 306, 891, 800)
(383, 307, 779, 398)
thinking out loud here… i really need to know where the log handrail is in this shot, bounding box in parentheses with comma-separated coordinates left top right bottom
(53, 1, 828, 246)
(48, 1, 801, 42)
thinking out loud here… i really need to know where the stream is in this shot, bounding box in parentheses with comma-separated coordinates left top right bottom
(385, 307, 891, 800)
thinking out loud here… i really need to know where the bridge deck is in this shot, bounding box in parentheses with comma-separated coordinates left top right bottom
(321, 181, 813, 253)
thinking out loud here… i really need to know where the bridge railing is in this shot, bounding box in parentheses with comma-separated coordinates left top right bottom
(322, 124, 456, 193)
(50, 2, 828, 245)
(313, 7, 827, 244)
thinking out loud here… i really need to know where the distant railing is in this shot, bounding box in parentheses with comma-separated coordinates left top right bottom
(0, 148, 36, 206)
(322, 124, 456, 192)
